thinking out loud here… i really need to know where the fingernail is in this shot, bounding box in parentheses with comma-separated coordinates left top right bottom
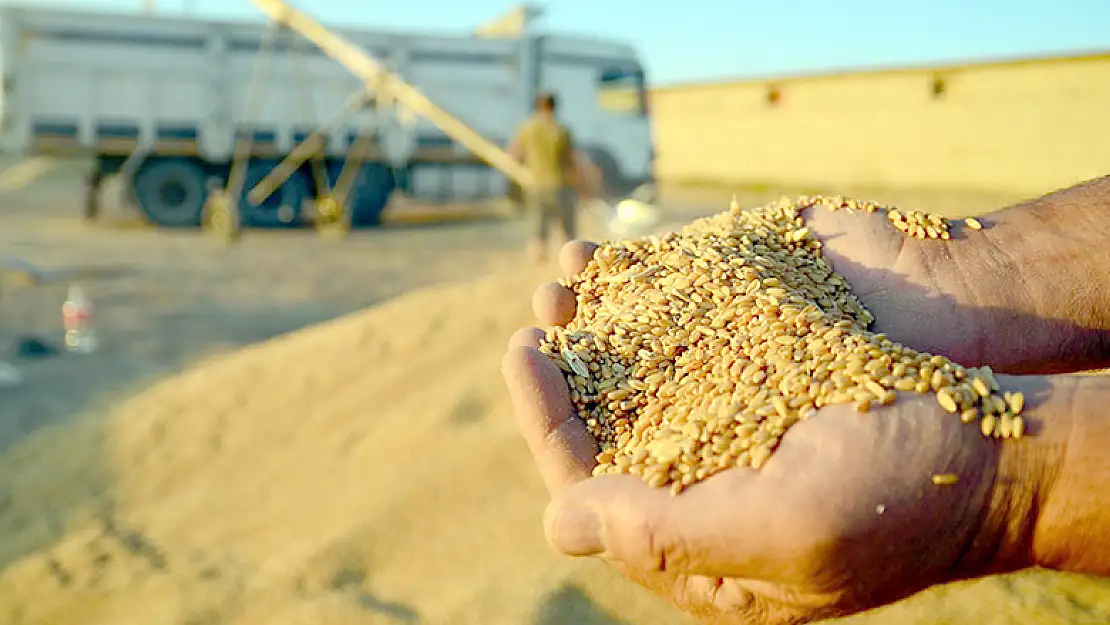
(548, 503, 603, 556)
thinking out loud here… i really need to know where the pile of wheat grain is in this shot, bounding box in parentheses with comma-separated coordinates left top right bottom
(540, 195, 1023, 495)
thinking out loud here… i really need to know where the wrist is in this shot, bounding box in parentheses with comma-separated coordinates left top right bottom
(957, 182, 1110, 373)
(951, 375, 1075, 576)
(1031, 374, 1110, 574)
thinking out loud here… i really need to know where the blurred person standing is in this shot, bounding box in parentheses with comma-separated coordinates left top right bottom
(508, 92, 598, 263)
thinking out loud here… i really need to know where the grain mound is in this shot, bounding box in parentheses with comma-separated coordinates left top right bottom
(0, 267, 684, 625)
(541, 195, 1024, 495)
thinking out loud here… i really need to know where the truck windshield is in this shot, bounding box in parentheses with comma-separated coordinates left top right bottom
(597, 65, 647, 118)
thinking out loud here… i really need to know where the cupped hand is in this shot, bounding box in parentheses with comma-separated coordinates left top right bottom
(502, 242, 1012, 624)
(799, 205, 1102, 374)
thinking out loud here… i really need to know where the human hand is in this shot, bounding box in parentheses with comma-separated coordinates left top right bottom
(501, 243, 1055, 624)
(798, 194, 1110, 375)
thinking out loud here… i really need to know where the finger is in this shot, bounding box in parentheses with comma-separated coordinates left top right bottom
(532, 281, 577, 326)
(543, 473, 689, 562)
(501, 345, 598, 495)
(559, 240, 598, 276)
(802, 203, 905, 270)
(508, 326, 544, 350)
(542, 466, 813, 580)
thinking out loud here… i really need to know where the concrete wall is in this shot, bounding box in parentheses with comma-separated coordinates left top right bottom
(649, 53, 1110, 196)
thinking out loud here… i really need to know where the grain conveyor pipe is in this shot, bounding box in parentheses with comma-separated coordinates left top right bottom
(249, 0, 537, 192)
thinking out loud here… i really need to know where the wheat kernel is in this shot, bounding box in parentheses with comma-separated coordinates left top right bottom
(931, 473, 960, 486)
(894, 378, 918, 392)
(936, 388, 959, 413)
(980, 414, 997, 437)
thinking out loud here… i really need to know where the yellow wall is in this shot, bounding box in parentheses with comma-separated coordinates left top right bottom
(650, 54, 1110, 195)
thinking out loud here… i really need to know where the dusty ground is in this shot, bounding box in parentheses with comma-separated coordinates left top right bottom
(0, 158, 1108, 624)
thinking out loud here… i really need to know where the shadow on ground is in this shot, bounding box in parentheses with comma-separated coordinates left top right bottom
(534, 582, 628, 625)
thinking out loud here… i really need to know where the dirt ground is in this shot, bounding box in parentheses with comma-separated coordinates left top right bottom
(0, 161, 521, 448)
(1, 159, 1108, 624)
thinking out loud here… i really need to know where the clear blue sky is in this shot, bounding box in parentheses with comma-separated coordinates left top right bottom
(43, 0, 1110, 85)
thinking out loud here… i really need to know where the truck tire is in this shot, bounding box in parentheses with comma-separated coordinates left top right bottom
(132, 158, 208, 228)
(349, 164, 396, 228)
(240, 160, 308, 229)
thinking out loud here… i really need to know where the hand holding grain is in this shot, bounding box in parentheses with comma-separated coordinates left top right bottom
(506, 336, 1011, 623)
(503, 239, 1033, 624)
(506, 322, 1110, 625)
(504, 180, 1110, 622)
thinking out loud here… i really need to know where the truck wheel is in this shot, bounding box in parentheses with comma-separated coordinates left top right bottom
(349, 164, 396, 228)
(132, 158, 208, 228)
(240, 160, 308, 228)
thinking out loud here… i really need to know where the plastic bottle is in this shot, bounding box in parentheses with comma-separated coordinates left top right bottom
(62, 284, 97, 354)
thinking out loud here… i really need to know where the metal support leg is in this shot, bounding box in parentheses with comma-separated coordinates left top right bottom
(83, 166, 103, 223)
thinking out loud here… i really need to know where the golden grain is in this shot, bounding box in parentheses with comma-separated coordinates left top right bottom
(980, 413, 997, 437)
(998, 414, 1015, 438)
(538, 194, 1016, 495)
(931, 473, 960, 486)
(936, 388, 958, 413)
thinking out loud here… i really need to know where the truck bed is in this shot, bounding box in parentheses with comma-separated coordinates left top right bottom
(0, 5, 526, 168)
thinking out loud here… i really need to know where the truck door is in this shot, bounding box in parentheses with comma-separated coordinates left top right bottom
(593, 64, 653, 187)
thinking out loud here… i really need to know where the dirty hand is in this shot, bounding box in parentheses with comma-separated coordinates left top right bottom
(500, 243, 1039, 624)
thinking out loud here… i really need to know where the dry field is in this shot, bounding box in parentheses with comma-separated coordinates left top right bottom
(0, 158, 1108, 624)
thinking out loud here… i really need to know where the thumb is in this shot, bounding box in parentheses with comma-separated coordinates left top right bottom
(541, 467, 800, 580)
(542, 473, 704, 574)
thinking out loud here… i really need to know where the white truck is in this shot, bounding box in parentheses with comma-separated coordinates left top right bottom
(0, 4, 655, 229)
